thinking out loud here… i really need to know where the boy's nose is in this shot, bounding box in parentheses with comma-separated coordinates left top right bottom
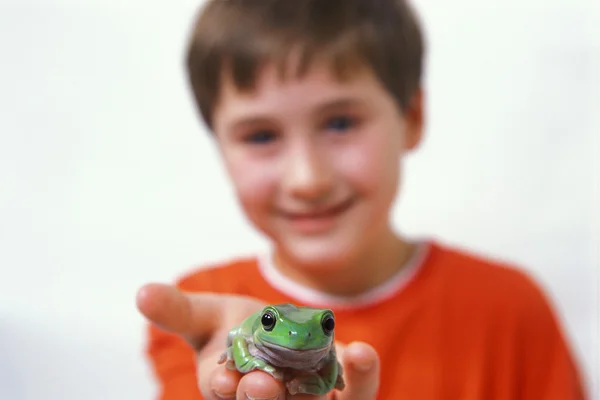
(283, 145, 333, 201)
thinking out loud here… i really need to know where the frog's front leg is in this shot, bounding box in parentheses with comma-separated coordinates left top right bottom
(230, 336, 283, 380)
(286, 356, 344, 395)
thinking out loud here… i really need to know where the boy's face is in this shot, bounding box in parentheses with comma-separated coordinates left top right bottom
(212, 61, 423, 270)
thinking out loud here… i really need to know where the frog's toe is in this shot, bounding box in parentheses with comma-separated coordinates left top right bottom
(298, 383, 324, 395)
(335, 374, 346, 390)
(286, 379, 301, 396)
(262, 365, 284, 381)
(286, 379, 326, 395)
(224, 359, 236, 371)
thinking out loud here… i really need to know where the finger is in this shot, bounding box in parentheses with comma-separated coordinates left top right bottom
(136, 283, 265, 337)
(287, 394, 328, 400)
(236, 370, 286, 400)
(136, 283, 221, 335)
(196, 349, 243, 400)
(337, 341, 380, 400)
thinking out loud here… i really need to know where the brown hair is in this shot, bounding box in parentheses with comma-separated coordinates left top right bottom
(186, 0, 426, 129)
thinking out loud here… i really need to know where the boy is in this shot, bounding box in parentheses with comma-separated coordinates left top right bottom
(137, 0, 587, 399)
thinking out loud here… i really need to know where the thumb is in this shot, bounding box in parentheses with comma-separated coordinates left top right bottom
(136, 283, 265, 346)
(136, 283, 221, 336)
(337, 341, 380, 400)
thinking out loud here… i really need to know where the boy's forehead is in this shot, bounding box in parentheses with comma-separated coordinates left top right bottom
(226, 58, 371, 93)
(213, 60, 380, 119)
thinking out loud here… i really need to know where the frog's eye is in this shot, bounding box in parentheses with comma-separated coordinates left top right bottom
(261, 310, 276, 331)
(321, 314, 335, 336)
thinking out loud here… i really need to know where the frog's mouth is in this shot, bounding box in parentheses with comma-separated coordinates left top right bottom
(252, 340, 332, 370)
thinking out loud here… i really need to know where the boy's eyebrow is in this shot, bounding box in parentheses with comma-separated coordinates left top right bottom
(225, 115, 277, 133)
(224, 97, 368, 132)
(315, 97, 366, 112)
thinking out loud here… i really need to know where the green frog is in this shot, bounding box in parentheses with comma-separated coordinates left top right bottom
(218, 303, 346, 395)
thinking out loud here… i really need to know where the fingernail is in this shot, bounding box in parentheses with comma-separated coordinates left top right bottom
(213, 391, 235, 400)
(244, 392, 280, 400)
(353, 359, 375, 372)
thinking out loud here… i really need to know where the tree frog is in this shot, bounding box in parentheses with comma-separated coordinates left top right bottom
(217, 303, 346, 395)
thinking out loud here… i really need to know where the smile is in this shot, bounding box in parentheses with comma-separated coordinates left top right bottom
(279, 197, 356, 233)
(282, 197, 355, 219)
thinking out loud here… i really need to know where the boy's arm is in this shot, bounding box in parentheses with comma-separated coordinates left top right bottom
(146, 323, 203, 400)
(518, 274, 588, 399)
(145, 272, 213, 400)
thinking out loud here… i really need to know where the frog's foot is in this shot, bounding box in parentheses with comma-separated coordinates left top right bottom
(223, 359, 237, 371)
(286, 375, 330, 396)
(335, 373, 346, 391)
(217, 349, 231, 365)
(263, 366, 285, 381)
(237, 358, 284, 381)
(217, 349, 236, 371)
(254, 364, 284, 381)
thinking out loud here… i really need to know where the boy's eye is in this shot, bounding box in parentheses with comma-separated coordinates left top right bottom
(325, 115, 355, 132)
(244, 130, 277, 144)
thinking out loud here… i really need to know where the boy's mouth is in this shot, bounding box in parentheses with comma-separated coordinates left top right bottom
(279, 197, 356, 233)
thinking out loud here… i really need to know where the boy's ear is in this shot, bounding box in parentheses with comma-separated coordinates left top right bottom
(403, 87, 425, 151)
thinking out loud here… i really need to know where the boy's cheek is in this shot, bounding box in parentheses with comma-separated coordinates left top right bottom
(229, 166, 279, 214)
(335, 147, 399, 196)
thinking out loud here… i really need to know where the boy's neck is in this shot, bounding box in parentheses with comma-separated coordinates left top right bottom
(271, 229, 416, 298)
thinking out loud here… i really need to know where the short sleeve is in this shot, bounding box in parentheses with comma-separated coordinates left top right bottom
(517, 273, 587, 399)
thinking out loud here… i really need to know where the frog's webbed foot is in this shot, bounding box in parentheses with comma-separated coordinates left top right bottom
(237, 357, 284, 380)
(217, 349, 228, 364)
(226, 336, 286, 380)
(334, 362, 345, 390)
(261, 365, 285, 381)
(286, 374, 331, 396)
(217, 348, 236, 371)
(229, 337, 283, 380)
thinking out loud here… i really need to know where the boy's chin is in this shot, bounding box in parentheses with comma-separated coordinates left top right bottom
(275, 236, 361, 272)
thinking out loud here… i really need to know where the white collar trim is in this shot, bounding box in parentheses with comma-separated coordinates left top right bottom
(257, 240, 431, 310)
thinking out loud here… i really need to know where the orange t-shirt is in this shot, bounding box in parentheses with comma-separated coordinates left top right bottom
(145, 240, 587, 399)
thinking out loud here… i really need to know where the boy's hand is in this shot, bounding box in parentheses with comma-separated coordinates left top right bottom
(136, 283, 380, 400)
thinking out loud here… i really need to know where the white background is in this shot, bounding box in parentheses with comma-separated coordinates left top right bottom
(0, 0, 598, 399)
